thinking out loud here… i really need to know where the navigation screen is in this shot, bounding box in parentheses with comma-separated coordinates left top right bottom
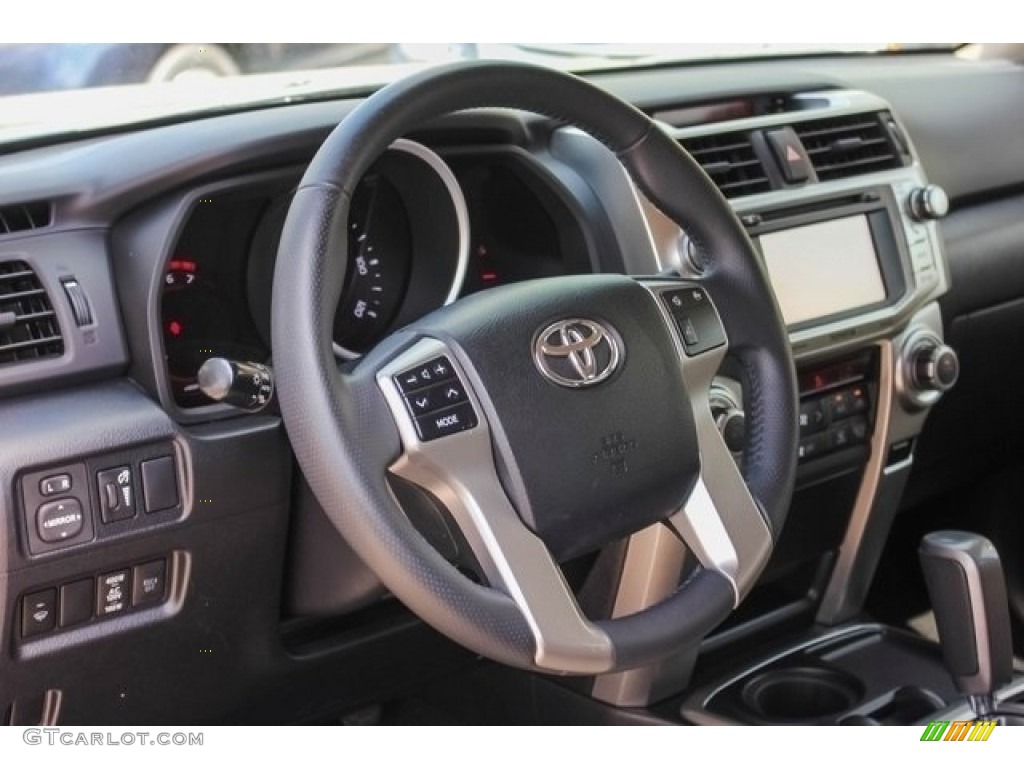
(759, 215, 887, 325)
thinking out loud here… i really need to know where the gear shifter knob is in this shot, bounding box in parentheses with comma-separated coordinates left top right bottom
(919, 531, 1013, 714)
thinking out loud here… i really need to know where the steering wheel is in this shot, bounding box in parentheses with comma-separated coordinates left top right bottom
(272, 61, 798, 675)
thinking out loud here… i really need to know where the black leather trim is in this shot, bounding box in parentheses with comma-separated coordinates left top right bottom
(273, 61, 797, 672)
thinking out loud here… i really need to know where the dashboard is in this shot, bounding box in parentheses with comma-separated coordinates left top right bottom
(1, 51, 1024, 724)
(159, 143, 592, 407)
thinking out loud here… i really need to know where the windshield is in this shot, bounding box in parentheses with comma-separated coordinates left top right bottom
(0, 43, 956, 147)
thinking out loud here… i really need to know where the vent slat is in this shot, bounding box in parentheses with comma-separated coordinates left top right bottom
(0, 259, 64, 366)
(679, 131, 770, 199)
(805, 137, 889, 156)
(13, 310, 56, 323)
(792, 121, 880, 139)
(0, 288, 47, 302)
(0, 269, 35, 281)
(687, 141, 755, 156)
(794, 112, 902, 182)
(814, 156, 898, 173)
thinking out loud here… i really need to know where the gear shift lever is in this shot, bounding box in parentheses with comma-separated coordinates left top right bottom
(919, 531, 1014, 717)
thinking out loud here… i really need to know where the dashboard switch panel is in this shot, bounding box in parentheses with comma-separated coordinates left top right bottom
(16, 553, 176, 644)
(19, 463, 93, 555)
(18, 442, 183, 558)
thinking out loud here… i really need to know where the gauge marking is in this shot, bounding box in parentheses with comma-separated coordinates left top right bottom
(332, 138, 470, 360)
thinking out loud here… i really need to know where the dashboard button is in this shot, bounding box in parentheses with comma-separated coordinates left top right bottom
(849, 385, 869, 414)
(59, 579, 95, 628)
(765, 127, 813, 183)
(36, 498, 84, 543)
(799, 400, 827, 436)
(97, 466, 135, 523)
(141, 456, 179, 514)
(798, 433, 828, 461)
(96, 570, 130, 617)
(133, 560, 167, 606)
(827, 389, 853, 420)
(830, 422, 854, 450)
(849, 416, 869, 442)
(39, 473, 72, 497)
(22, 589, 57, 638)
(415, 403, 478, 442)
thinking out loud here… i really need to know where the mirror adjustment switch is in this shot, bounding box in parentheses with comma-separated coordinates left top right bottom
(20, 463, 92, 555)
(97, 466, 135, 523)
(36, 498, 84, 543)
(39, 473, 72, 497)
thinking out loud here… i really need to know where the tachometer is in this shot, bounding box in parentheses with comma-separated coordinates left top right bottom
(162, 255, 263, 407)
(247, 138, 469, 364)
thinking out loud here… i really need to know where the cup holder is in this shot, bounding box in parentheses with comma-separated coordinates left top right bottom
(741, 666, 865, 722)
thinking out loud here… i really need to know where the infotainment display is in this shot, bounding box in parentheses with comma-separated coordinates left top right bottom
(759, 215, 887, 326)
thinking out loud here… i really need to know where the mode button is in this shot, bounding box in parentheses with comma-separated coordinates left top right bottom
(414, 403, 478, 442)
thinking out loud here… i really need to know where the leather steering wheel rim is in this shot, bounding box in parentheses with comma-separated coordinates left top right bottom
(272, 61, 798, 674)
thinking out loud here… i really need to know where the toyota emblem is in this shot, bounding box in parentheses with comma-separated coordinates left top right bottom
(533, 319, 621, 388)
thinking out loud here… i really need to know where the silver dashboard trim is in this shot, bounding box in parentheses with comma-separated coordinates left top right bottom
(564, 88, 949, 364)
(816, 339, 894, 623)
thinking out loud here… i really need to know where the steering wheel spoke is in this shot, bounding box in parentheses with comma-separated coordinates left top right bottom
(376, 338, 614, 674)
(642, 280, 773, 601)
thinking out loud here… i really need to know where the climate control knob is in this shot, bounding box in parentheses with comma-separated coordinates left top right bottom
(910, 342, 960, 393)
(909, 184, 950, 221)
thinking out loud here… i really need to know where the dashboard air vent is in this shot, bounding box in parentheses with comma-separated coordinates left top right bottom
(0, 260, 64, 365)
(794, 113, 902, 181)
(0, 201, 52, 235)
(679, 132, 771, 198)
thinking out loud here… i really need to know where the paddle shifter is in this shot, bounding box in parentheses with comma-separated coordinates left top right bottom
(919, 531, 1014, 717)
